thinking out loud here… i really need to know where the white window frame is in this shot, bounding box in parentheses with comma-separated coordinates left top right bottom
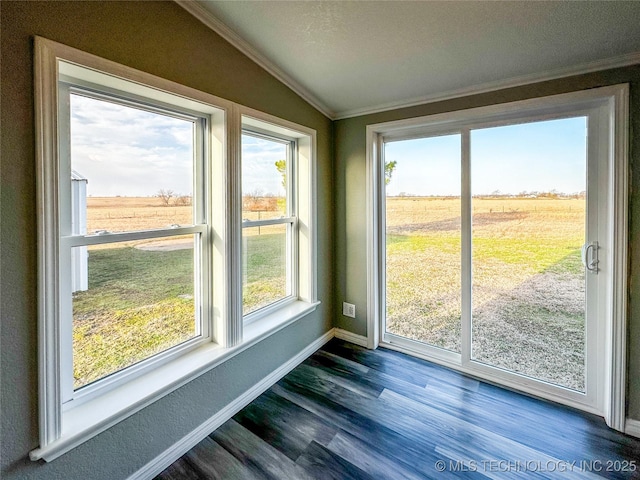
(58, 82, 212, 407)
(237, 108, 318, 327)
(32, 37, 318, 462)
(241, 120, 299, 321)
(366, 85, 629, 431)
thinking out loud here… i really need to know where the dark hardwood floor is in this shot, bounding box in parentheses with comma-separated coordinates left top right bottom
(155, 339, 640, 479)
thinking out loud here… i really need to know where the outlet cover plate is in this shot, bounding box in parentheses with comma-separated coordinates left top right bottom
(343, 302, 355, 318)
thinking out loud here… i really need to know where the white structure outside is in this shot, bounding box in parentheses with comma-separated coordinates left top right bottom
(71, 170, 88, 292)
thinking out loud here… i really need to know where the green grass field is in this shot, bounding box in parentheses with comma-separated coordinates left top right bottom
(242, 232, 287, 315)
(72, 232, 286, 389)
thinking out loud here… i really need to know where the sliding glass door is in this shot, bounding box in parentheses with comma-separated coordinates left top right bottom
(382, 107, 604, 410)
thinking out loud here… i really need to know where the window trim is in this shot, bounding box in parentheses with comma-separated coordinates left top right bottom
(32, 36, 318, 462)
(35, 36, 231, 447)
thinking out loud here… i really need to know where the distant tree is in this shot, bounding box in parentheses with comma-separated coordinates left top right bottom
(174, 194, 192, 206)
(539, 189, 560, 199)
(156, 189, 174, 206)
(275, 159, 286, 189)
(243, 188, 265, 211)
(384, 160, 397, 186)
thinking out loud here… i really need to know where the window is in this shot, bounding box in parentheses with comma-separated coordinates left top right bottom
(61, 87, 208, 395)
(237, 112, 318, 326)
(33, 37, 317, 461)
(241, 125, 296, 317)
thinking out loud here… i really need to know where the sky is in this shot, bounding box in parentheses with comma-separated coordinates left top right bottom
(241, 134, 287, 197)
(70, 94, 194, 197)
(70, 94, 287, 198)
(70, 95, 586, 198)
(385, 117, 587, 196)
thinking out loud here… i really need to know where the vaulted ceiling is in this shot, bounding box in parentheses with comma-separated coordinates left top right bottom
(181, 1, 640, 119)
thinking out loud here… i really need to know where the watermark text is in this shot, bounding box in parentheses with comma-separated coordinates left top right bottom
(434, 459, 637, 473)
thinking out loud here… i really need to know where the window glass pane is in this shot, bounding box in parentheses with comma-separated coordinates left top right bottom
(384, 134, 462, 352)
(471, 117, 587, 391)
(242, 224, 289, 315)
(70, 93, 195, 234)
(72, 235, 198, 389)
(241, 134, 288, 221)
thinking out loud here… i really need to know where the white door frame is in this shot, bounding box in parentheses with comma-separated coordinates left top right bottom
(365, 85, 629, 431)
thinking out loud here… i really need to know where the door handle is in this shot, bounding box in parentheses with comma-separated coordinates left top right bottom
(581, 241, 599, 273)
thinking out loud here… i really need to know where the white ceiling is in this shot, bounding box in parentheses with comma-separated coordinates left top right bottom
(182, 1, 640, 119)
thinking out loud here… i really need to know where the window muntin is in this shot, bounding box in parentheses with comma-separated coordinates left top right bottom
(241, 131, 296, 316)
(58, 78, 209, 396)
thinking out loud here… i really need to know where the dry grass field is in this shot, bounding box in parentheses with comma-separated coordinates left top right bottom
(386, 196, 586, 391)
(86, 196, 191, 233)
(85, 196, 283, 237)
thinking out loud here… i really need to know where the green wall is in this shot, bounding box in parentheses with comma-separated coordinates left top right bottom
(0, 2, 333, 479)
(334, 67, 640, 419)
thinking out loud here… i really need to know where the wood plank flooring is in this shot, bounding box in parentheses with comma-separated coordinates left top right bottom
(155, 339, 640, 479)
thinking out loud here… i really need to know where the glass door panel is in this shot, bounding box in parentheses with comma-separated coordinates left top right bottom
(385, 134, 462, 352)
(470, 117, 588, 391)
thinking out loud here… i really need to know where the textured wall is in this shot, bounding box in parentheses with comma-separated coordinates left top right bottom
(0, 2, 333, 478)
(334, 67, 640, 419)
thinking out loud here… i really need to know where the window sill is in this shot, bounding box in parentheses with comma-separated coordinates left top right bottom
(30, 300, 319, 462)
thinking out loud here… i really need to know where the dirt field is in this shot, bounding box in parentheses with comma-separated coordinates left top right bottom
(385, 196, 586, 391)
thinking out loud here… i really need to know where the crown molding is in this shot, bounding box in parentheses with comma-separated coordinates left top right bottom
(176, 0, 639, 122)
(176, 0, 335, 119)
(334, 51, 640, 120)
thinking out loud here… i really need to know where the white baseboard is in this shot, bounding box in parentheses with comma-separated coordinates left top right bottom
(128, 329, 335, 480)
(334, 327, 369, 347)
(625, 418, 640, 438)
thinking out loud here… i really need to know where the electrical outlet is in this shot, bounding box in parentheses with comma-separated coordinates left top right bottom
(343, 302, 355, 318)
